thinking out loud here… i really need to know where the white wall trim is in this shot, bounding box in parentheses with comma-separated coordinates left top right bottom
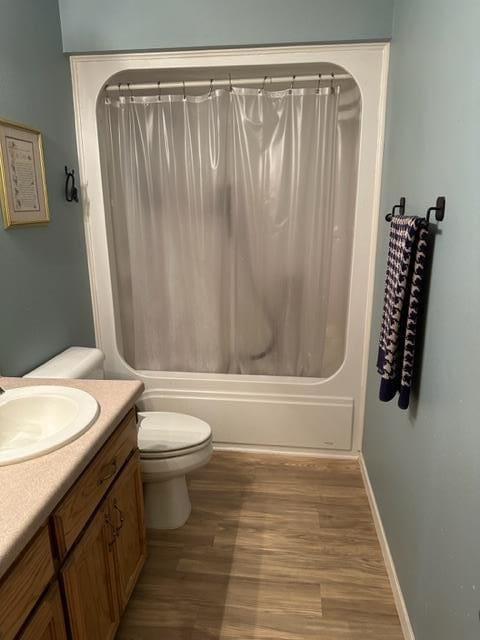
(355, 42, 390, 454)
(70, 42, 389, 67)
(214, 444, 359, 459)
(359, 454, 415, 640)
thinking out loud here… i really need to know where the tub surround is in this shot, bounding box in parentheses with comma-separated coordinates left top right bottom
(0, 376, 143, 580)
(70, 44, 389, 456)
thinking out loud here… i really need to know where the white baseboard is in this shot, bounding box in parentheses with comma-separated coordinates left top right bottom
(359, 454, 415, 640)
(213, 443, 359, 459)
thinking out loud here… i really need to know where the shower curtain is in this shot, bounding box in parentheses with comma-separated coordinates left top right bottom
(103, 85, 344, 377)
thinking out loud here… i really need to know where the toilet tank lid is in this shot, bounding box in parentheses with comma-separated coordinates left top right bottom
(24, 347, 105, 379)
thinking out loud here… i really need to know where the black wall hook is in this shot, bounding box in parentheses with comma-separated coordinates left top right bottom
(425, 196, 446, 223)
(65, 166, 79, 203)
(386, 195, 446, 224)
(385, 196, 406, 221)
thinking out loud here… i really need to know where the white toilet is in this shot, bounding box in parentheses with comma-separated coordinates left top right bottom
(138, 411, 212, 529)
(24, 346, 213, 529)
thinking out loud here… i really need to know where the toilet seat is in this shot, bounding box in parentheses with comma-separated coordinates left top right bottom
(138, 412, 212, 459)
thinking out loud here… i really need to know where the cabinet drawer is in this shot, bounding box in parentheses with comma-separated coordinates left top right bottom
(53, 409, 137, 558)
(0, 526, 55, 640)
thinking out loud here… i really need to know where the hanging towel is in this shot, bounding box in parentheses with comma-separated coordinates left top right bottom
(377, 216, 429, 409)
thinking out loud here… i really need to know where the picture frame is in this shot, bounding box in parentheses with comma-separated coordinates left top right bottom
(0, 117, 50, 228)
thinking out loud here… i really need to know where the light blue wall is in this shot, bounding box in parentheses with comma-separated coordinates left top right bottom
(0, 0, 94, 375)
(364, 1, 480, 638)
(57, 0, 393, 53)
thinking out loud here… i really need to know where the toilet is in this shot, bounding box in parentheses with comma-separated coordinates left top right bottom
(24, 346, 213, 529)
(138, 411, 212, 529)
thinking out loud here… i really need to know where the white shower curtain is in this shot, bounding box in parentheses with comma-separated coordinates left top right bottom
(103, 85, 347, 377)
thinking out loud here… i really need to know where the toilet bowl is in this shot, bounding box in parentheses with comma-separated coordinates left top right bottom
(138, 411, 213, 529)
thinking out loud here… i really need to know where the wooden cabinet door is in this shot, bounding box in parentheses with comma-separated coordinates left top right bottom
(61, 500, 119, 640)
(0, 526, 55, 640)
(19, 582, 67, 640)
(110, 451, 147, 612)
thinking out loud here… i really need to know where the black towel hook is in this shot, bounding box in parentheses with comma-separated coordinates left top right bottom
(425, 196, 446, 223)
(65, 166, 79, 203)
(386, 195, 446, 224)
(385, 196, 406, 221)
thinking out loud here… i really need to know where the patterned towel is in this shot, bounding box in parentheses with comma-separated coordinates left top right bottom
(377, 215, 429, 409)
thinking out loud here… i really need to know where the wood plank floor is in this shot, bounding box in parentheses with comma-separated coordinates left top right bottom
(116, 452, 403, 639)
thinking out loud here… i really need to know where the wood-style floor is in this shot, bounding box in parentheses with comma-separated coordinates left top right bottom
(116, 452, 403, 639)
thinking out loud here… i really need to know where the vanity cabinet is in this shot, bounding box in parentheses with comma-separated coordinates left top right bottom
(62, 452, 146, 640)
(0, 404, 146, 640)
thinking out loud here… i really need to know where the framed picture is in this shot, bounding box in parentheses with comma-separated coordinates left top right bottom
(0, 117, 49, 228)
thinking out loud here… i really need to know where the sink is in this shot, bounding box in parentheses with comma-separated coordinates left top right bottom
(0, 386, 99, 466)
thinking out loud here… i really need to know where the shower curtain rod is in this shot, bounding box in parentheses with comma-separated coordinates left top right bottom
(105, 72, 350, 93)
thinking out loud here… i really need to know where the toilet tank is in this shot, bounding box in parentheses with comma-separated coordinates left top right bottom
(24, 347, 105, 379)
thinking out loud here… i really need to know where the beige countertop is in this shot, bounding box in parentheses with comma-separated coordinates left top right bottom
(0, 376, 144, 580)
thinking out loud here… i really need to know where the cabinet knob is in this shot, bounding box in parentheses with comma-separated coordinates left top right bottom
(97, 458, 118, 486)
(104, 513, 117, 550)
(113, 501, 125, 534)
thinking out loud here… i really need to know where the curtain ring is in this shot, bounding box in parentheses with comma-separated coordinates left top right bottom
(209, 79, 214, 97)
(262, 75, 268, 92)
(316, 73, 322, 94)
(228, 73, 233, 92)
(330, 72, 335, 94)
(117, 82, 125, 103)
(128, 82, 133, 102)
(157, 80, 161, 101)
(289, 74, 296, 94)
(182, 81, 186, 101)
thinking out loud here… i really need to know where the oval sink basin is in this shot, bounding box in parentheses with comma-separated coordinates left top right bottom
(0, 386, 99, 466)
